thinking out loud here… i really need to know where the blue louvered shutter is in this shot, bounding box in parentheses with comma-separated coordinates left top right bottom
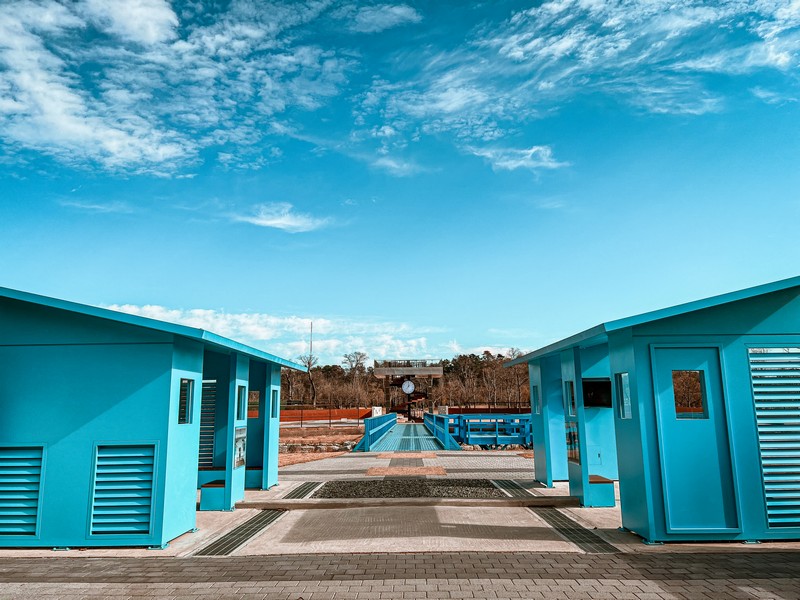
(91, 445, 155, 535)
(0, 447, 43, 535)
(749, 349, 800, 528)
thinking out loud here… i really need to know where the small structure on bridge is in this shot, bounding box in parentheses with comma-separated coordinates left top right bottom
(373, 359, 443, 413)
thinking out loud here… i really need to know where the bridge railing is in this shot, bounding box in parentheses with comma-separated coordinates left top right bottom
(430, 413, 532, 447)
(353, 413, 397, 452)
(423, 413, 462, 450)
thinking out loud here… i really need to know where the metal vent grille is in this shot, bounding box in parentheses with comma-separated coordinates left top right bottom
(91, 445, 155, 535)
(749, 348, 800, 528)
(199, 380, 217, 469)
(0, 447, 43, 536)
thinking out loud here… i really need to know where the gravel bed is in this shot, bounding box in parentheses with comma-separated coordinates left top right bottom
(312, 479, 506, 499)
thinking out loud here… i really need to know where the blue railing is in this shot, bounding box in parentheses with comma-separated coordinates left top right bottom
(353, 413, 397, 452)
(423, 413, 462, 450)
(426, 413, 532, 447)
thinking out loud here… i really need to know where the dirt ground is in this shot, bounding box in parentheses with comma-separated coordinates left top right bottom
(278, 451, 347, 467)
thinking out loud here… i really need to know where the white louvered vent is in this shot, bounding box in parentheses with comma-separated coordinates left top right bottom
(749, 348, 800, 528)
(0, 447, 43, 536)
(91, 445, 154, 535)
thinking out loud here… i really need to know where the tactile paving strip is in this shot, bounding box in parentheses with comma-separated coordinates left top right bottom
(529, 507, 618, 554)
(492, 479, 541, 497)
(194, 510, 285, 556)
(283, 481, 322, 499)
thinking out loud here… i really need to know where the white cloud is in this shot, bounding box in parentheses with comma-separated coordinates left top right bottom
(106, 303, 442, 365)
(0, 0, 353, 174)
(350, 4, 422, 34)
(231, 202, 331, 233)
(80, 0, 179, 45)
(370, 155, 422, 176)
(469, 145, 568, 171)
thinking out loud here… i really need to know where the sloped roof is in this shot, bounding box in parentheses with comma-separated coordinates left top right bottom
(505, 275, 800, 367)
(0, 286, 306, 371)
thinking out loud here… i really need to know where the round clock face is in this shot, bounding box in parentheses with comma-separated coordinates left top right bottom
(401, 380, 415, 394)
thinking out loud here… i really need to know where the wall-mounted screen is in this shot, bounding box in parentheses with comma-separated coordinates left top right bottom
(583, 378, 612, 408)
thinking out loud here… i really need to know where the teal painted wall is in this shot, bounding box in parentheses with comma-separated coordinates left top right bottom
(0, 300, 175, 548)
(608, 329, 655, 539)
(162, 337, 204, 544)
(265, 364, 281, 488)
(529, 355, 568, 485)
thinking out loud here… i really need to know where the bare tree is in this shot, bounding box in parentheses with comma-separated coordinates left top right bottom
(297, 353, 319, 407)
(342, 351, 369, 406)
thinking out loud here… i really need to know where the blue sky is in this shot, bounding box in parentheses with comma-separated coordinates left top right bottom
(2, 0, 800, 365)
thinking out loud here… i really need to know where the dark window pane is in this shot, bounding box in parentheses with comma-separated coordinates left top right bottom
(672, 370, 707, 419)
(178, 379, 193, 424)
(237, 385, 247, 420)
(565, 381, 577, 417)
(271, 389, 279, 419)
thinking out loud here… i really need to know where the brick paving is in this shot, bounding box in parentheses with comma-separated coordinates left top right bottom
(1, 551, 799, 598)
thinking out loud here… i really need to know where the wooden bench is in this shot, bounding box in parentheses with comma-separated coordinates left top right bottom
(586, 474, 615, 507)
(199, 479, 226, 510)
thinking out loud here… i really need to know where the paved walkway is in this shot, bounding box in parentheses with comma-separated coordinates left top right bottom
(2, 451, 800, 599)
(2, 551, 800, 599)
(370, 424, 444, 452)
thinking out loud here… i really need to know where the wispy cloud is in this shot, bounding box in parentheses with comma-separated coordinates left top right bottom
(232, 202, 331, 233)
(349, 4, 422, 34)
(58, 199, 135, 213)
(0, 0, 352, 174)
(468, 145, 568, 171)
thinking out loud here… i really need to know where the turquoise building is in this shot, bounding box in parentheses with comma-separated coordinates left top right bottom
(508, 277, 800, 543)
(0, 287, 303, 549)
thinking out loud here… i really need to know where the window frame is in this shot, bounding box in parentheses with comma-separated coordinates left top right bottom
(178, 378, 194, 425)
(236, 385, 247, 421)
(615, 372, 632, 420)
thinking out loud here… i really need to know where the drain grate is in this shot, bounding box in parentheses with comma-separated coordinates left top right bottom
(283, 481, 321, 499)
(389, 458, 424, 467)
(492, 479, 540, 497)
(195, 510, 285, 556)
(529, 507, 618, 554)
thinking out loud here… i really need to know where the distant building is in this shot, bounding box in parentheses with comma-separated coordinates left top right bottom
(0, 287, 303, 549)
(508, 276, 800, 543)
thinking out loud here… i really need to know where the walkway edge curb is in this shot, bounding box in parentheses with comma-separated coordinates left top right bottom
(236, 497, 580, 510)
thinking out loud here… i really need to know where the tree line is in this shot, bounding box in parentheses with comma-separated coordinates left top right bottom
(281, 350, 530, 411)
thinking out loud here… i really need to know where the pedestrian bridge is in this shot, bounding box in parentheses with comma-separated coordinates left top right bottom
(354, 412, 532, 452)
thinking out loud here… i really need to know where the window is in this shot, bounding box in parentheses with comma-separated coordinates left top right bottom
(531, 385, 541, 415)
(615, 373, 632, 420)
(247, 391, 260, 419)
(564, 380, 577, 417)
(271, 389, 279, 419)
(236, 385, 247, 421)
(672, 370, 707, 419)
(178, 379, 194, 424)
(566, 422, 580, 464)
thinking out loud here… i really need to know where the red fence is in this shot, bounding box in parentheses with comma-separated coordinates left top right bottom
(280, 408, 372, 422)
(444, 407, 530, 415)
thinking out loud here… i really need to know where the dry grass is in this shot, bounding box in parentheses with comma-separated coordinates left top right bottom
(280, 426, 363, 445)
(278, 452, 347, 467)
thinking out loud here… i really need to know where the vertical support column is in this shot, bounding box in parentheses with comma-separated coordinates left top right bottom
(263, 363, 281, 489)
(537, 354, 568, 485)
(224, 353, 250, 510)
